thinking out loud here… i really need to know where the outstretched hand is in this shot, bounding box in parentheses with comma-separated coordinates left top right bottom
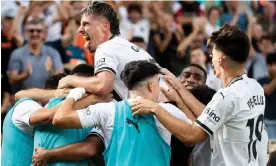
(131, 98, 161, 116)
(160, 68, 183, 90)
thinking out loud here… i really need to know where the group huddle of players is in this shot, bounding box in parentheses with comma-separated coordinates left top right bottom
(1, 1, 269, 166)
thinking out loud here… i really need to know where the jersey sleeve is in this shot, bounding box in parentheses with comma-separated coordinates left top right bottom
(77, 102, 115, 128)
(195, 92, 237, 136)
(12, 100, 42, 135)
(94, 46, 119, 76)
(89, 127, 106, 148)
(159, 102, 192, 124)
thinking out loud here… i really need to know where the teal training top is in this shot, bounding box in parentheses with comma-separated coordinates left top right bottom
(34, 97, 92, 166)
(2, 98, 35, 166)
(103, 100, 171, 166)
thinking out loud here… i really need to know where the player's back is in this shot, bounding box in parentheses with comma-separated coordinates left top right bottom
(212, 75, 267, 166)
(94, 36, 156, 99)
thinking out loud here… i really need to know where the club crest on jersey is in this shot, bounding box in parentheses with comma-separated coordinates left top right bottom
(205, 108, 220, 123)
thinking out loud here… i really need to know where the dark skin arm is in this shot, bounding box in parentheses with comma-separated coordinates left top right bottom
(32, 134, 105, 166)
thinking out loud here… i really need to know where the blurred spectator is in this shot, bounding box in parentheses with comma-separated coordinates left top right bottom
(205, 6, 222, 36)
(251, 23, 264, 52)
(1, 5, 24, 78)
(1, 74, 11, 135)
(8, 19, 64, 94)
(258, 2, 276, 37)
(258, 52, 276, 140)
(176, 1, 201, 36)
(151, 12, 184, 73)
(247, 35, 275, 81)
(189, 47, 222, 90)
(176, 17, 206, 76)
(220, 1, 248, 32)
(130, 36, 146, 50)
(119, 3, 150, 44)
(23, 1, 69, 63)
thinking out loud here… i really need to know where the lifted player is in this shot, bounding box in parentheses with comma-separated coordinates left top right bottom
(58, 1, 157, 101)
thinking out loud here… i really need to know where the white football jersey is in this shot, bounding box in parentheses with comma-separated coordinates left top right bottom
(94, 36, 156, 100)
(195, 74, 269, 166)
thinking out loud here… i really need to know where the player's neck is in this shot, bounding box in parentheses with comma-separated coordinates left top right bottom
(104, 33, 114, 42)
(221, 69, 245, 88)
(129, 91, 152, 101)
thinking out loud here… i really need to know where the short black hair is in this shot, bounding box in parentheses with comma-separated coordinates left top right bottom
(130, 36, 145, 43)
(208, 24, 250, 63)
(127, 3, 142, 15)
(266, 52, 276, 65)
(190, 85, 216, 105)
(121, 60, 160, 90)
(183, 64, 207, 81)
(71, 64, 95, 77)
(45, 73, 67, 90)
(81, 1, 120, 35)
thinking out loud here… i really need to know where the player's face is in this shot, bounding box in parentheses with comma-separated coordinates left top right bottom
(78, 14, 108, 53)
(180, 66, 205, 89)
(211, 46, 223, 78)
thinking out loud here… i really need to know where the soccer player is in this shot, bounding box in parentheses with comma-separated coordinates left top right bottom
(52, 61, 192, 166)
(1, 85, 68, 166)
(30, 65, 108, 166)
(58, 1, 157, 101)
(180, 64, 207, 90)
(131, 24, 269, 166)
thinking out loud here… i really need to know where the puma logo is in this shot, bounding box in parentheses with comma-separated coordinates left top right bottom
(126, 116, 144, 133)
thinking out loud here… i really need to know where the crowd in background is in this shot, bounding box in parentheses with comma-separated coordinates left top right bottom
(1, 0, 276, 161)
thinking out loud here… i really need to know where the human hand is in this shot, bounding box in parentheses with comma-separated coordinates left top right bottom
(54, 88, 71, 98)
(161, 80, 181, 103)
(25, 60, 33, 77)
(58, 76, 72, 89)
(131, 98, 161, 116)
(32, 147, 48, 166)
(67, 88, 86, 102)
(45, 56, 53, 72)
(160, 68, 183, 90)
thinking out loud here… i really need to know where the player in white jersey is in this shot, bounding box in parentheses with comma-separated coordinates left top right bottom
(57, 1, 155, 100)
(131, 24, 269, 166)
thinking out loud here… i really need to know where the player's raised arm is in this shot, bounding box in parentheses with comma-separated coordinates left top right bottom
(52, 88, 86, 128)
(58, 71, 115, 96)
(53, 88, 112, 129)
(14, 88, 70, 102)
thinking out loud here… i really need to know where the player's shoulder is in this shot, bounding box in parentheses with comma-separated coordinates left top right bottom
(97, 36, 130, 51)
(225, 75, 264, 97)
(158, 102, 182, 113)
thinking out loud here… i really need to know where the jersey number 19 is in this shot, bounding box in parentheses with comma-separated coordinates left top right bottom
(246, 114, 264, 163)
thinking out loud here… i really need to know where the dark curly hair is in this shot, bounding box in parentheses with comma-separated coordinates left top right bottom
(81, 1, 120, 35)
(121, 60, 160, 90)
(190, 85, 216, 105)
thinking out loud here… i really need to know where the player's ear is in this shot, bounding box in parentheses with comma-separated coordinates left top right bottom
(148, 81, 154, 93)
(102, 21, 110, 32)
